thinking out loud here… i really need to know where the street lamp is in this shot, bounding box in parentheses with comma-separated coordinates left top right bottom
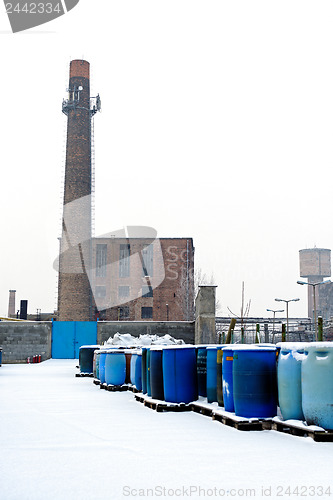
(275, 298, 300, 341)
(297, 279, 331, 340)
(266, 308, 284, 342)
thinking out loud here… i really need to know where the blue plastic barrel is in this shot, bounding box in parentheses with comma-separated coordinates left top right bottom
(130, 350, 142, 391)
(233, 346, 277, 418)
(222, 348, 235, 412)
(150, 347, 164, 400)
(163, 346, 197, 404)
(79, 345, 100, 374)
(141, 348, 148, 394)
(196, 346, 207, 398)
(302, 342, 333, 430)
(105, 350, 126, 386)
(146, 348, 152, 397)
(277, 343, 307, 421)
(206, 346, 223, 403)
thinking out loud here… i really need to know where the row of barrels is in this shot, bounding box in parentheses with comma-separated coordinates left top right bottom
(79, 342, 333, 430)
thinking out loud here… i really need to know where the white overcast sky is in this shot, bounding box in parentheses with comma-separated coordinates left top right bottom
(1, 1, 333, 318)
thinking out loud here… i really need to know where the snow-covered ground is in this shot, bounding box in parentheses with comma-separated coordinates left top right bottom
(1, 360, 332, 500)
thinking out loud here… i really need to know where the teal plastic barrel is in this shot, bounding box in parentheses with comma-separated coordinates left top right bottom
(233, 346, 277, 418)
(99, 350, 109, 384)
(94, 350, 101, 381)
(163, 346, 197, 404)
(79, 345, 100, 374)
(277, 343, 307, 421)
(206, 346, 223, 403)
(105, 350, 126, 386)
(196, 346, 207, 397)
(302, 342, 333, 430)
(150, 347, 164, 400)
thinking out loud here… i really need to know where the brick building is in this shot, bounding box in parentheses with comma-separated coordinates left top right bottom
(92, 237, 195, 321)
(57, 60, 194, 322)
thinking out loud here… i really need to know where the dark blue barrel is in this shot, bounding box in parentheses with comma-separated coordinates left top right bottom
(277, 343, 307, 421)
(222, 348, 235, 412)
(233, 346, 277, 418)
(302, 342, 333, 430)
(141, 348, 148, 394)
(94, 351, 101, 380)
(162, 346, 198, 404)
(206, 346, 223, 403)
(99, 351, 108, 384)
(196, 346, 207, 398)
(150, 347, 164, 400)
(79, 345, 100, 374)
(105, 350, 126, 386)
(146, 348, 152, 397)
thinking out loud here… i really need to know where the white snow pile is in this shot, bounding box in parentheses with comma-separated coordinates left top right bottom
(103, 332, 185, 347)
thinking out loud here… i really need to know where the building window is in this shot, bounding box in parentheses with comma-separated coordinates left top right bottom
(95, 286, 106, 298)
(118, 306, 130, 319)
(142, 244, 153, 277)
(142, 285, 153, 298)
(118, 286, 130, 299)
(141, 306, 153, 319)
(119, 244, 130, 277)
(96, 244, 107, 277)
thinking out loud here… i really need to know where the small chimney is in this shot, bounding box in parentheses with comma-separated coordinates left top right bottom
(8, 290, 16, 318)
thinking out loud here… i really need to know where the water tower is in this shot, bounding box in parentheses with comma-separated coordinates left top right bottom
(299, 248, 331, 318)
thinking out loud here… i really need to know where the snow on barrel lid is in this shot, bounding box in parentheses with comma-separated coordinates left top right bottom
(228, 344, 277, 351)
(79, 345, 100, 349)
(276, 342, 309, 351)
(303, 342, 333, 350)
(162, 344, 196, 350)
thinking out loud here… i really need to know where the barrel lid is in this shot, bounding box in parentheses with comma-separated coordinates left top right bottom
(206, 344, 226, 350)
(80, 345, 100, 349)
(303, 342, 333, 350)
(277, 342, 309, 351)
(162, 344, 196, 350)
(228, 344, 277, 351)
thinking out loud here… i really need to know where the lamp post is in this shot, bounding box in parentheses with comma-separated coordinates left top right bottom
(266, 308, 284, 343)
(297, 279, 331, 340)
(275, 298, 300, 341)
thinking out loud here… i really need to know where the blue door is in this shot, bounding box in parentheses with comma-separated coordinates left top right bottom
(52, 321, 97, 359)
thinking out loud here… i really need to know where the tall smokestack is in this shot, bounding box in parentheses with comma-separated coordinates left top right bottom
(8, 290, 16, 318)
(57, 60, 99, 321)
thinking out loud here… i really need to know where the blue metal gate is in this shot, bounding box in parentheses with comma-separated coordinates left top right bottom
(51, 321, 98, 359)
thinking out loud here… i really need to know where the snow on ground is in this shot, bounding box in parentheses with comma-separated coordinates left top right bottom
(1, 360, 332, 500)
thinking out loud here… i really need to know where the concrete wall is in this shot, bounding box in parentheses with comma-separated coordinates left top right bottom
(97, 321, 195, 345)
(0, 322, 52, 363)
(195, 285, 217, 344)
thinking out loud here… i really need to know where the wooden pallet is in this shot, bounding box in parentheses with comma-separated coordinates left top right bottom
(270, 418, 333, 442)
(191, 401, 214, 417)
(212, 409, 267, 431)
(75, 373, 94, 378)
(134, 393, 191, 413)
(93, 379, 100, 386)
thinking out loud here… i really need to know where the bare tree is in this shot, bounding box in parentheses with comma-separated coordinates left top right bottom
(227, 281, 251, 335)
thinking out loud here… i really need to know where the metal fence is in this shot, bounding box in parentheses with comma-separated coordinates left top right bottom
(215, 317, 333, 344)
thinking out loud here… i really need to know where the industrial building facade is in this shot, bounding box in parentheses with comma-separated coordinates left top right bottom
(92, 237, 194, 321)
